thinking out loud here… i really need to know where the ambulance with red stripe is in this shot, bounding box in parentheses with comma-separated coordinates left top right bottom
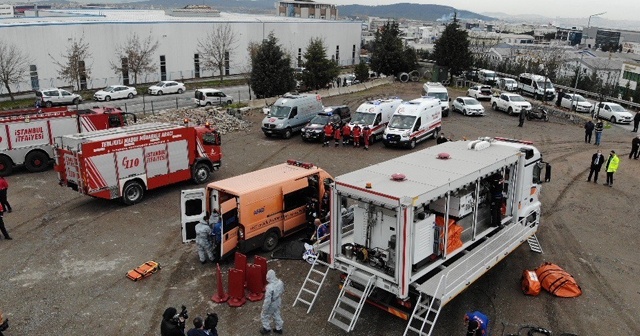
(0, 106, 135, 176)
(349, 98, 402, 144)
(382, 97, 442, 149)
(54, 122, 221, 205)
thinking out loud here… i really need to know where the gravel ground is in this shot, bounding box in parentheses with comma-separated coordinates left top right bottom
(1, 82, 639, 336)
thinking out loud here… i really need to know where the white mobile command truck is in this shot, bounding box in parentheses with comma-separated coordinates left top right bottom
(294, 137, 551, 335)
(349, 98, 402, 143)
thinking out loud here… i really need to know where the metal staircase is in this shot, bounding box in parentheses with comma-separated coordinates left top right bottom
(527, 234, 543, 253)
(327, 268, 376, 332)
(403, 279, 445, 336)
(293, 258, 331, 313)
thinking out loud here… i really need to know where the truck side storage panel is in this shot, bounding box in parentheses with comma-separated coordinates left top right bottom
(9, 120, 50, 150)
(168, 140, 189, 172)
(144, 143, 169, 178)
(85, 153, 118, 197)
(50, 118, 81, 143)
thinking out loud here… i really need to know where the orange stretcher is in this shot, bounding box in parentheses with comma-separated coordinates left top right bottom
(126, 261, 160, 281)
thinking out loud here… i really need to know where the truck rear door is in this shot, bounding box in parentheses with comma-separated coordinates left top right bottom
(219, 197, 239, 259)
(181, 188, 206, 243)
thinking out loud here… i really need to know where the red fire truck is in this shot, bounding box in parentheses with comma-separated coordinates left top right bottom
(0, 106, 135, 176)
(54, 122, 222, 205)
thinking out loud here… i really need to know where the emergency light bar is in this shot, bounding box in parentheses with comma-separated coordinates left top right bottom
(286, 159, 314, 169)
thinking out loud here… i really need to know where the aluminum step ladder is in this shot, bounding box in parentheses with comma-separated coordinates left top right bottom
(293, 258, 331, 313)
(527, 234, 543, 253)
(327, 268, 376, 332)
(403, 293, 442, 336)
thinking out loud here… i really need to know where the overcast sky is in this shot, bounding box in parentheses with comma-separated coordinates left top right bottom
(327, 0, 633, 21)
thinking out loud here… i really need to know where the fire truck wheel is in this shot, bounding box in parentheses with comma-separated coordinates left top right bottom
(122, 181, 145, 205)
(192, 163, 211, 184)
(24, 151, 50, 173)
(261, 230, 279, 252)
(0, 155, 14, 176)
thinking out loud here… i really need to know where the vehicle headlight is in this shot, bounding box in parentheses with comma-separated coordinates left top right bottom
(402, 130, 410, 137)
(275, 124, 283, 129)
(301, 128, 306, 132)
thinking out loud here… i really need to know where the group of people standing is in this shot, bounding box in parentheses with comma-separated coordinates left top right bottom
(323, 122, 372, 150)
(583, 119, 605, 145)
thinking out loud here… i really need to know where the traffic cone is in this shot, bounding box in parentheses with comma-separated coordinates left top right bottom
(234, 252, 247, 287)
(227, 268, 246, 307)
(254, 255, 268, 292)
(246, 264, 265, 302)
(211, 263, 229, 303)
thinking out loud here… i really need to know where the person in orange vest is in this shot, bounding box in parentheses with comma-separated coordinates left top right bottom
(352, 125, 361, 148)
(323, 123, 334, 147)
(341, 123, 351, 146)
(362, 126, 372, 150)
(333, 123, 342, 147)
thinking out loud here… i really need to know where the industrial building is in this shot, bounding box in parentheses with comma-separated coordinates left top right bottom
(0, 9, 361, 94)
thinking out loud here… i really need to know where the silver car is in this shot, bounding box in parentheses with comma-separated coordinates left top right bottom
(36, 88, 83, 107)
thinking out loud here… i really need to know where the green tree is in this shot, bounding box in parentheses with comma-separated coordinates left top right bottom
(354, 62, 369, 83)
(301, 38, 339, 90)
(50, 36, 92, 90)
(404, 47, 419, 72)
(250, 33, 295, 98)
(433, 14, 473, 81)
(370, 22, 408, 76)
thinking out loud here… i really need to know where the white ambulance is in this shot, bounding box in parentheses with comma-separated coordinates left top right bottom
(382, 97, 442, 149)
(349, 98, 403, 142)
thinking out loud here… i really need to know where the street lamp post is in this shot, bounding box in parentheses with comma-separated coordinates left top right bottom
(571, 12, 606, 111)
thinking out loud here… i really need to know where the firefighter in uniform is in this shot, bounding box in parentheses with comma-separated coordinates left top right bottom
(341, 123, 351, 146)
(352, 125, 362, 148)
(323, 123, 334, 147)
(464, 311, 489, 336)
(333, 123, 342, 147)
(362, 125, 372, 150)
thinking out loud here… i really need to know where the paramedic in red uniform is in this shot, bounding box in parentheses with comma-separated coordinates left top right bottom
(341, 123, 351, 146)
(333, 123, 342, 147)
(323, 123, 333, 147)
(0, 177, 11, 213)
(362, 126, 372, 150)
(352, 125, 361, 148)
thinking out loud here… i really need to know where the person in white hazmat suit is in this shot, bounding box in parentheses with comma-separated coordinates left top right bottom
(260, 269, 284, 334)
(195, 215, 215, 264)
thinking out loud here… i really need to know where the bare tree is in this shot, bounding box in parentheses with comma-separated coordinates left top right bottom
(50, 36, 92, 91)
(197, 24, 238, 82)
(111, 33, 159, 85)
(0, 39, 30, 100)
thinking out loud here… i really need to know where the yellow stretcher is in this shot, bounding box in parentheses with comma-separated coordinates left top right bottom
(126, 261, 160, 281)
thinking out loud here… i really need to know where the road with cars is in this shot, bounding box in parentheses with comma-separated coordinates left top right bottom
(77, 84, 253, 114)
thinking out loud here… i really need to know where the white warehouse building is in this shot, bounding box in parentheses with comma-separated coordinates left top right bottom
(0, 9, 362, 94)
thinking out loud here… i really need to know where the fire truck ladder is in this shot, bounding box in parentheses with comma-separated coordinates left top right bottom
(403, 277, 446, 336)
(327, 268, 376, 332)
(527, 234, 543, 253)
(293, 258, 331, 313)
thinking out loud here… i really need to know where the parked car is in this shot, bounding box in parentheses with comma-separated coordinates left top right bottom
(147, 81, 186, 95)
(464, 70, 479, 81)
(93, 85, 137, 101)
(560, 93, 593, 113)
(301, 106, 351, 142)
(592, 102, 633, 124)
(36, 88, 83, 107)
(467, 85, 493, 100)
(498, 78, 518, 92)
(452, 97, 485, 116)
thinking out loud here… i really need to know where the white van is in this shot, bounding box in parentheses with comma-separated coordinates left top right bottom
(478, 69, 497, 85)
(194, 89, 233, 107)
(349, 98, 403, 142)
(517, 73, 556, 101)
(382, 97, 442, 149)
(421, 82, 450, 117)
(261, 93, 324, 139)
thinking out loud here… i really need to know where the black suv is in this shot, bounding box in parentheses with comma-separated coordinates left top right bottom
(301, 105, 351, 142)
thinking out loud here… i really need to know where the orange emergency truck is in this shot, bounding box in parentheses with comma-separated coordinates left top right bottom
(181, 160, 333, 260)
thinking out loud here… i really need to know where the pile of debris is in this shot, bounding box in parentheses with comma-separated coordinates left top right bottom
(137, 106, 252, 134)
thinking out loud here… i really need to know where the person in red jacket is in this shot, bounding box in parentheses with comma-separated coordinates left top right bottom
(352, 125, 361, 148)
(362, 126, 372, 150)
(0, 204, 11, 240)
(341, 123, 351, 146)
(323, 123, 334, 147)
(0, 177, 10, 213)
(333, 123, 342, 147)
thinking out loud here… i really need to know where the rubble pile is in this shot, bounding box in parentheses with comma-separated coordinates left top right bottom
(138, 106, 252, 134)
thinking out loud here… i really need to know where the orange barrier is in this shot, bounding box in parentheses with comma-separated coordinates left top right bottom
(211, 263, 229, 303)
(227, 268, 247, 307)
(246, 264, 265, 302)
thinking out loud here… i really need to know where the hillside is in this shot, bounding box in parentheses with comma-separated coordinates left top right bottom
(339, 3, 494, 22)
